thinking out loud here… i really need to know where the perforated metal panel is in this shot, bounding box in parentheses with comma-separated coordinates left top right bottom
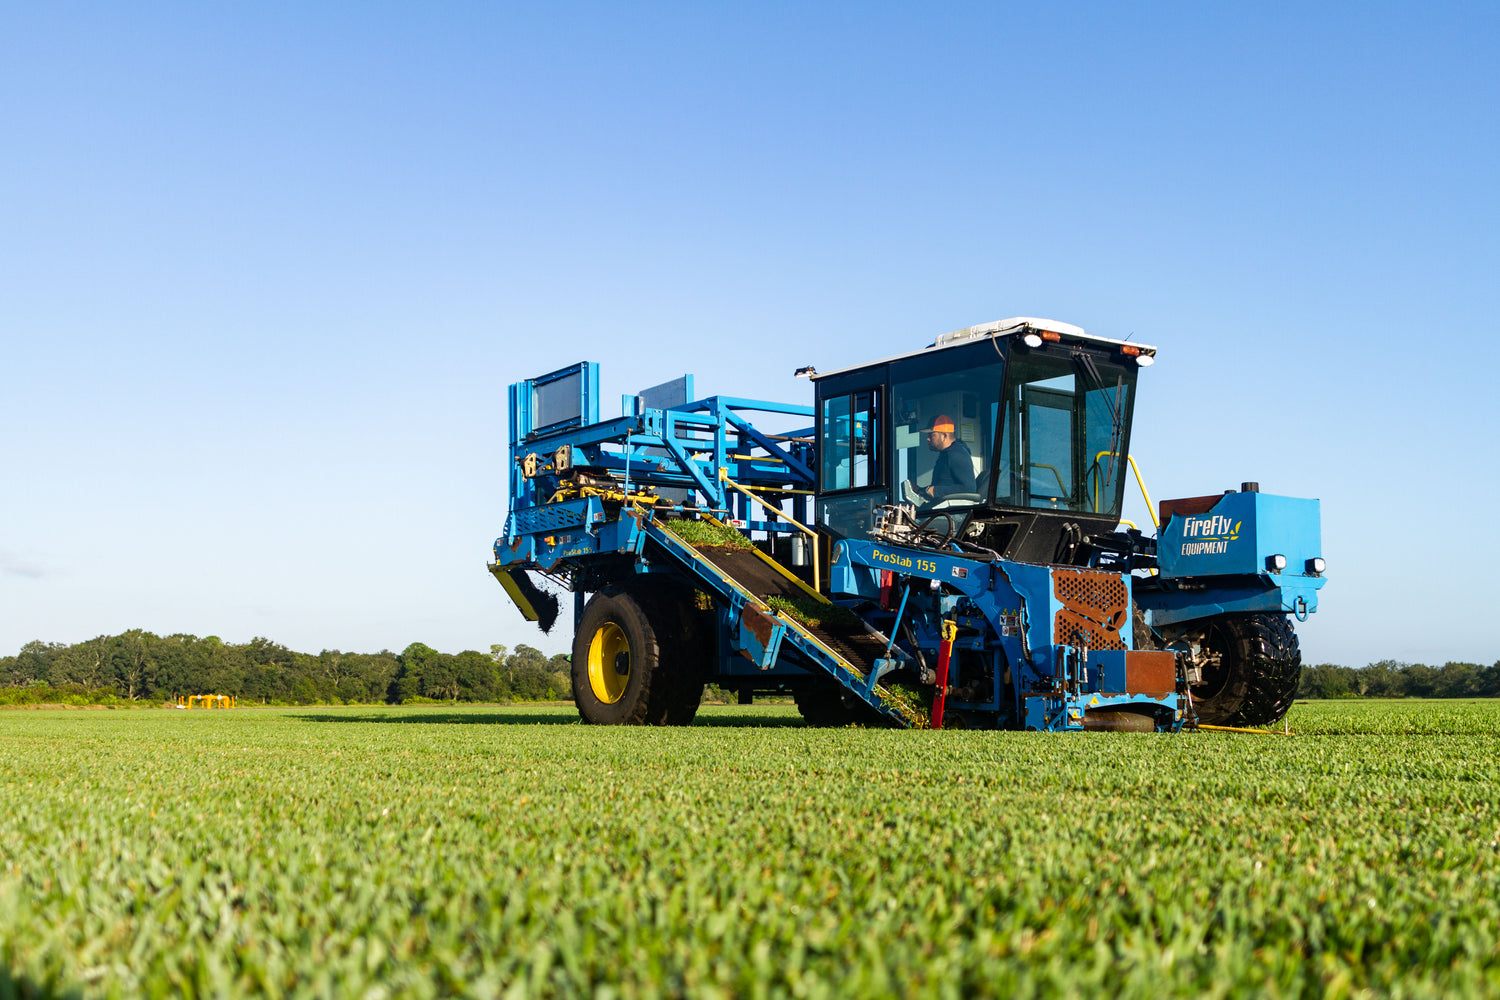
(511, 505, 588, 535)
(1052, 568, 1128, 650)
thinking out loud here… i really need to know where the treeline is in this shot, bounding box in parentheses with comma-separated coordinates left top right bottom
(0, 631, 571, 706)
(5, 632, 1497, 707)
(1298, 660, 1500, 699)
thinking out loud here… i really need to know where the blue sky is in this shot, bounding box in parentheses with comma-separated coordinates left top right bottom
(3, 2, 1496, 667)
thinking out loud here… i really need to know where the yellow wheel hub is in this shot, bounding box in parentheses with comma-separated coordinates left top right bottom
(587, 622, 631, 704)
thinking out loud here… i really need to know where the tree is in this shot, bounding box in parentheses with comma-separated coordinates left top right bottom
(315, 649, 371, 702)
(153, 634, 205, 699)
(1298, 663, 1355, 699)
(390, 642, 438, 703)
(422, 652, 459, 702)
(1434, 662, 1483, 699)
(454, 650, 497, 701)
(1403, 663, 1437, 699)
(1360, 660, 1408, 698)
(11, 640, 60, 687)
(353, 651, 398, 703)
(547, 654, 572, 700)
(200, 636, 246, 697)
(76, 635, 115, 690)
(111, 630, 158, 701)
(51, 640, 110, 688)
(507, 645, 554, 700)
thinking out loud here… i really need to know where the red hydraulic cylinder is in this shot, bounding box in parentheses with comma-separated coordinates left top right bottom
(932, 620, 958, 729)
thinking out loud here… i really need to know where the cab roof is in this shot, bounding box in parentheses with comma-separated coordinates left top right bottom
(809, 316, 1158, 381)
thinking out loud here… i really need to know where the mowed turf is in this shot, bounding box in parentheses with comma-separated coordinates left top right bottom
(2, 701, 1498, 998)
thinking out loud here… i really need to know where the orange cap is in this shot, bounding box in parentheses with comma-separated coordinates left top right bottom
(922, 414, 955, 433)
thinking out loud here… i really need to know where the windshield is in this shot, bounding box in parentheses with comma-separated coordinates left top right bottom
(891, 359, 1004, 512)
(993, 349, 1137, 516)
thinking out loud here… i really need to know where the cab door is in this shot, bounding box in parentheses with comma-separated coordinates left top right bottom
(816, 384, 886, 540)
(1020, 384, 1076, 508)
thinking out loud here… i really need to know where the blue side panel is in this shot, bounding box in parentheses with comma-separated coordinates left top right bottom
(1148, 490, 1327, 627)
(995, 561, 1057, 659)
(1157, 492, 1322, 579)
(1095, 650, 1131, 692)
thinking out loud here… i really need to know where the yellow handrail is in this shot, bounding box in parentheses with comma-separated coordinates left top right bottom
(719, 468, 821, 593)
(1129, 455, 1157, 530)
(1091, 451, 1158, 530)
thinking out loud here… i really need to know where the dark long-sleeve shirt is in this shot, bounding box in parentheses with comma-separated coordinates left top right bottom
(930, 440, 976, 498)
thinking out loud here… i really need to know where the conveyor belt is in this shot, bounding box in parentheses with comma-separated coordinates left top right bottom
(643, 522, 918, 726)
(691, 545, 890, 673)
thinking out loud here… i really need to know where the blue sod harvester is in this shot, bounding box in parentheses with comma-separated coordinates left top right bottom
(491, 317, 1326, 731)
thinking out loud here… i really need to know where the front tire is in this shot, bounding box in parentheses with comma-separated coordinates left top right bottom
(1191, 614, 1301, 726)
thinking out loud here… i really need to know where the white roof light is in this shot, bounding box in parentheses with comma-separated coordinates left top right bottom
(934, 317, 1087, 348)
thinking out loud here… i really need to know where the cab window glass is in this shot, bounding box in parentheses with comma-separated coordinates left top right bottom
(820, 394, 852, 491)
(819, 390, 880, 492)
(891, 362, 1002, 509)
(996, 352, 1136, 515)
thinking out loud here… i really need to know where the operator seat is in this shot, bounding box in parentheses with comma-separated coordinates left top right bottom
(924, 468, 989, 512)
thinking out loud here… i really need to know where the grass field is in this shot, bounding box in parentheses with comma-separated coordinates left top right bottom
(2, 701, 1498, 998)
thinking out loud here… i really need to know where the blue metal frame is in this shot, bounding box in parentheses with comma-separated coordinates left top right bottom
(503, 383, 815, 545)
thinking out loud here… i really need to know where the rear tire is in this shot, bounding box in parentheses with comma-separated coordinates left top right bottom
(629, 584, 708, 726)
(1191, 614, 1301, 726)
(572, 591, 669, 725)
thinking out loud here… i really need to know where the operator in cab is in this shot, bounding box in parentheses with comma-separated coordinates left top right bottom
(916, 414, 975, 501)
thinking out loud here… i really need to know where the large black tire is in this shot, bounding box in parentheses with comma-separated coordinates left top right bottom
(628, 584, 708, 726)
(793, 681, 884, 727)
(1191, 614, 1301, 727)
(572, 591, 674, 725)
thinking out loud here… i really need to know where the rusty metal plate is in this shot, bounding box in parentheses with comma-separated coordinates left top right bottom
(1124, 650, 1178, 697)
(1052, 568, 1128, 650)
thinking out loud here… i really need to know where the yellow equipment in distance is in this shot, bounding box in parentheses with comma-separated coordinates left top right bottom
(176, 694, 237, 709)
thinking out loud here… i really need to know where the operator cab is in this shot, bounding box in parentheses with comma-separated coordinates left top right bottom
(812, 317, 1156, 565)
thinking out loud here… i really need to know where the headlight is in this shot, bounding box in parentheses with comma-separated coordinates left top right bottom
(1306, 557, 1326, 575)
(1266, 554, 1287, 572)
